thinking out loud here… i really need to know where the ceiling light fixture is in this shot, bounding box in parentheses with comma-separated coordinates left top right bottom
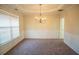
(35, 4, 46, 23)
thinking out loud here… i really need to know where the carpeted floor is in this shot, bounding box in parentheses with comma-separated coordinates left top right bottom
(5, 39, 78, 55)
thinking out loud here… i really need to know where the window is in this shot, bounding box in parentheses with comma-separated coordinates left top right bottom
(10, 16, 20, 39)
(0, 11, 19, 45)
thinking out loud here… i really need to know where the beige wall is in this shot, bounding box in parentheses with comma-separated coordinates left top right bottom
(64, 5, 79, 54)
(24, 13, 60, 39)
(0, 8, 25, 54)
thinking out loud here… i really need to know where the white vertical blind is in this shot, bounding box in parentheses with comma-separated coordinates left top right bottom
(10, 16, 20, 39)
(10, 16, 19, 27)
(0, 28, 11, 44)
(12, 27, 19, 39)
(0, 13, 10, 27)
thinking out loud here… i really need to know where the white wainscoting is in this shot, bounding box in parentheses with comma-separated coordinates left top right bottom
(64, 32, 79, 54)
(25, 29, 59, 39)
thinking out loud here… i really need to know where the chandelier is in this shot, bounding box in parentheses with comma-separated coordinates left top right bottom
(35, 4, 46, 23)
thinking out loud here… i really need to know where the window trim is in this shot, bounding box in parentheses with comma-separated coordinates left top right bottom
(0, 9, 20, 46)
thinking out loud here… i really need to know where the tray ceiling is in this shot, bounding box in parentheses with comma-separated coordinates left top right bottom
(0, 4, 64, 14)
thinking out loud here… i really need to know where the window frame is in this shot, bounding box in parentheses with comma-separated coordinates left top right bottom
(0, 9, 20, 46)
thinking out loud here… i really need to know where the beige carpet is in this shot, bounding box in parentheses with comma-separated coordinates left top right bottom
(5, 39, 78, 55)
